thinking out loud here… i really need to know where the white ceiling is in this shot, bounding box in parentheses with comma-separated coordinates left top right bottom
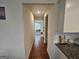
(31, 5, 48, 17)
(30, 4, 52, 18)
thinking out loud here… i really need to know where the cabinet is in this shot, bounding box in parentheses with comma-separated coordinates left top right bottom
(64, 0, 79, 32)
(55, 46, 68, 59)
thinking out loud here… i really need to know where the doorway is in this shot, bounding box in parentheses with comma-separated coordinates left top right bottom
(23, 3, 53, 59)
(45, 15, 48, 45)
(34, 19, 44, 46)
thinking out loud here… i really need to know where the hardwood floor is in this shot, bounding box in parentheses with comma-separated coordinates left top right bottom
(29, 35, 50, 59)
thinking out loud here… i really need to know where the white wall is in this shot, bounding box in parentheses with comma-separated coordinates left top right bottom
(47, 0, 65, 58)
(0, 0, 25, 59)
(47, 4, 58, 59)
(64, 0, 79, 32)
(23, 5, 34, 59)
(0, 0, 60, 59)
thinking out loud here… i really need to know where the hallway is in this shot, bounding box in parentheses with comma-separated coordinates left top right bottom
(29, 34, 50, 59)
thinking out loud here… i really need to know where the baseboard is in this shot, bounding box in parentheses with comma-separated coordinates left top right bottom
(28, 39, 34, 59)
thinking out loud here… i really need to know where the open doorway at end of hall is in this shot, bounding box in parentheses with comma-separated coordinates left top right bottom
(34, 14, 48, 46)
(34, 19, 44, 44)
(34, 20, 43, 36)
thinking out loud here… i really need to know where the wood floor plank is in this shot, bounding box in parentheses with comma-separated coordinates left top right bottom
(29, 36, 50, 59)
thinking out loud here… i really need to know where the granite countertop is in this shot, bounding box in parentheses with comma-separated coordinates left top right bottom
(55, 43, 79, 59)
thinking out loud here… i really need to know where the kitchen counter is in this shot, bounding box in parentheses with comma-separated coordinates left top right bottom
(55, 43, 79, 59)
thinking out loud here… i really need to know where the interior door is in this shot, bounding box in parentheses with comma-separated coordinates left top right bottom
(45, 15, 48, 45)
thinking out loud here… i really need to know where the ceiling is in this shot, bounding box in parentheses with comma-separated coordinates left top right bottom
(24, 4, 53, 18)
(31, 4, 52, 18)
